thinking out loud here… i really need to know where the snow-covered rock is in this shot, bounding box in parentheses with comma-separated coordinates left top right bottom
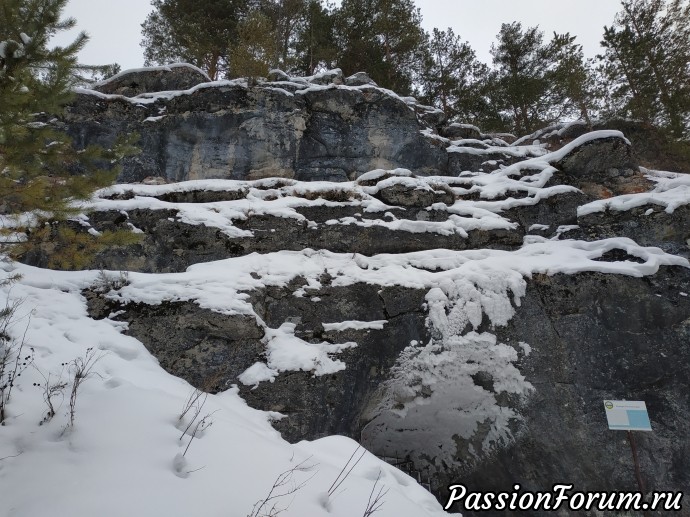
(4, 65, 690, 516)
(91, 63, 211, 97)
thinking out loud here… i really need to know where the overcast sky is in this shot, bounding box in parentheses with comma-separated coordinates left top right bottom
(53, 0, 623, 71)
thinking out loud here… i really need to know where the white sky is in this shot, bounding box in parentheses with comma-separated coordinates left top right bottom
(53, 0, 623, 71)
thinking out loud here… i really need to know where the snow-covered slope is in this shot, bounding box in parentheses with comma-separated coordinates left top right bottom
(0, 264, 454, 517)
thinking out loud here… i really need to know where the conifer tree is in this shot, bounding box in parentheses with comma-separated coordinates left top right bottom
(142, 0, 334, 78)
(488, 23, 596, 135)
(0, 0, 139, 268)
(260, 0, 308, 72)
(293, 0, 336, 75)
(141, 0, 250, 80)
(489, 22, 555, 134)
(550, 33, 596, 127)
(335, 0, 425, 94)
(230, 10, 279, 79)
(467, 70, 508, 132)
(599, 0, 689, 137)
(418, 28, 488, 122)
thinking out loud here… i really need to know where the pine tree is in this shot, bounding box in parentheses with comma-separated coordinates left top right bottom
(142, 0, 328, 78)
(599, 0, 690, 137)
(467, 70, 508, 132)
(334, 0, 425, 94)
(418, 28, 488, 122)
(230, 10, 279, 79)
(141, 0, 250, 80)
(0, 0, 139, 268)
(293, 0, 336, 75)
(488, 23, 594, 135)
(550, 33, 596, 127)
(260, 0, 309, 72)
(489, 22, 556, 135)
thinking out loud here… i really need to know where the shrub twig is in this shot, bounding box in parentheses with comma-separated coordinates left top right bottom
(362, 471, 389, 517)
(248, 457, 318, 517)
(179, 388, 206, 424)
(93, 270, 129, 293)
(32, 365, 68, 425)
(179, 390, 209, 440)
(0, 297, 33, 425)
(182, 410, 218, 457)
(327, 445, 366, 497)
(66, 347, 102, 429)
(0, 452, 22, 461)
(176, 388, 217, 459)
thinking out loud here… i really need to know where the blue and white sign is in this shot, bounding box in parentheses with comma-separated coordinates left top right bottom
(604, 400, 652, 431)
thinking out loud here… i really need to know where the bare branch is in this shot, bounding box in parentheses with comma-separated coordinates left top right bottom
(179, 388, 206, 422)
(362, 471, 390, 517)
(32, 364, 68, 425)
(182, 409, 218, 457)
(1, 297, 33, 425)
(248, 457, 318, 517)
(328, 445, 366, 497)
(179, 390, 208, 440)
(66, 348, 103, 429)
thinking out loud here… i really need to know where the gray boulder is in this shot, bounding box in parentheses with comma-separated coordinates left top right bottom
(440, 123, 482, 140)
(92, 64, 210, 97)
(267, 69, 290, 82)
(376, 182, 454, 207)
(448, 148, 527, 173)
(344, 72, 377, 87)
(553, 134, 636, 176)
(414, 104, 446, 128)
(551, 133, 651, 199)
(308, 68, 344, 85)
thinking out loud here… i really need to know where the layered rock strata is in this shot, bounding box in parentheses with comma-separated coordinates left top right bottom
(50, 66, 690, 515)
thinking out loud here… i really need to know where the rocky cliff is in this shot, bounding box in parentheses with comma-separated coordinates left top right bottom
(59, 66, 690, 515)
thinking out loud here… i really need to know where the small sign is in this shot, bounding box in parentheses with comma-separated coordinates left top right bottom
(604, 400, 652, 431)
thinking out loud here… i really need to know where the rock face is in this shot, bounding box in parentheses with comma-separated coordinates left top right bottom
(577, 204, 690, 258)
(549, 134, 653, 199)
(66, 71, 447, 182)
(364, 268, 690, 513)
(85, 294, 265, 391)
(296, 87, 446, 180)
(56, 66, 690, 515)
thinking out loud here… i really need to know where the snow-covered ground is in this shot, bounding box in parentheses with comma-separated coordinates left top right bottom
(0, 260, 455, 517)
(1, 229, 687, 517)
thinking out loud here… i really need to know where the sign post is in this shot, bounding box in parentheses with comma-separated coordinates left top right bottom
(603, 400, 652, 496)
